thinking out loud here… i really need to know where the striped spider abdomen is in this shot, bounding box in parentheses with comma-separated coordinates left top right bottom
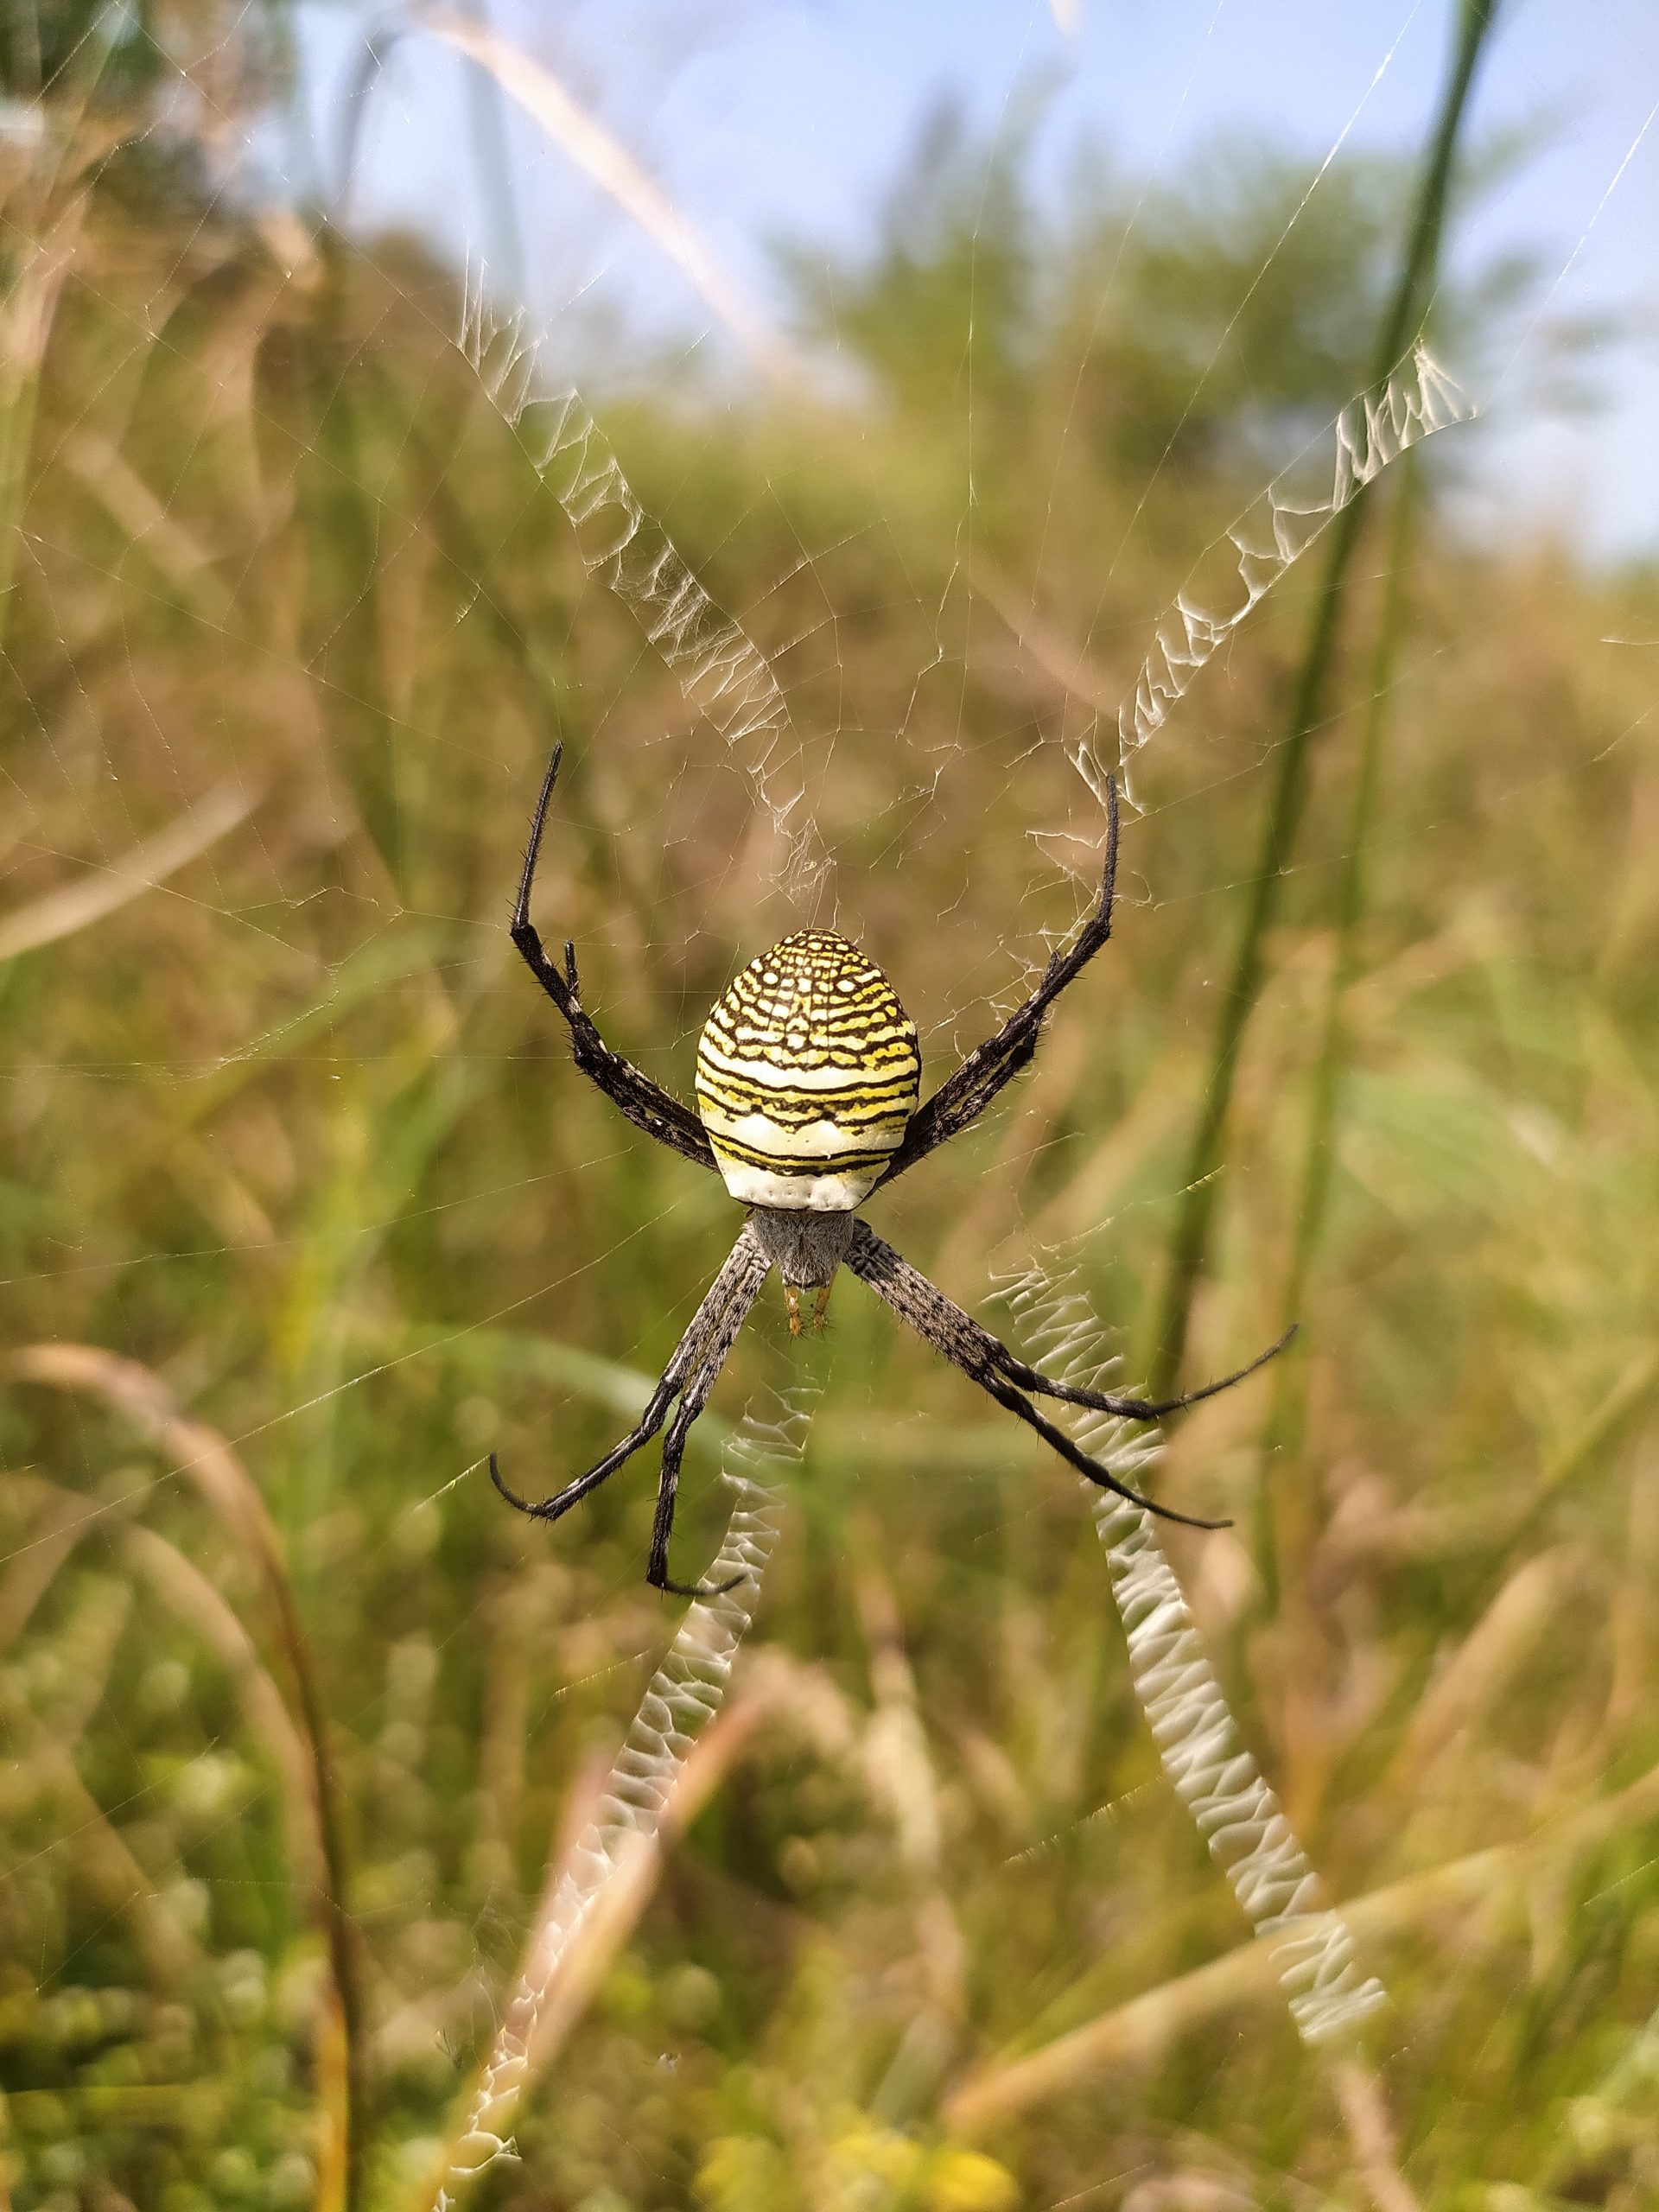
(695, 930, 921, 1211)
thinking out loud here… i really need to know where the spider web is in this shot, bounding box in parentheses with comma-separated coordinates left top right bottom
(3, 2, 1657, 2204)
(429, 242, 1426, 2199)
(456, 257, 1470, 871)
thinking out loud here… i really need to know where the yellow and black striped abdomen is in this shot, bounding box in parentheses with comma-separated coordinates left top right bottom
(696, 931, 921, 1211)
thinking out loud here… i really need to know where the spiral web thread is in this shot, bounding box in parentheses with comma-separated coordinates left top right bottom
(990, 1256, 1388, 2046)
(433, 1392, 807, 2206)
(1090, 342, 1472, 815)
(457, 252, 830, 905)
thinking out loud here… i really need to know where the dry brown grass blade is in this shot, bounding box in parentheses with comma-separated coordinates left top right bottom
(930, 1020, 1096, 1287)
(2, 1593, 201, 1989)
(417, 10, 810, 396)
(0, 186, 86, 396)
(9, 1344, 280, 1554)
(0, 179, 87, 660)
(0, 1477, 102, 1648)
(0, 781, 256, 962)
(970, 559, 1124, 720)
(1333, 2060, 1422, 2212)
(855, 1563, 968, 2040)
(61, 427, 234, 622)
(3, 1466, 323, 1897)
(1027, 1071, 1192, 1250)
(1530, 1347, 1659, 1520)
(315, 1986, 352, 2212)
(0, 1546, 203, 1990)
(120, 1520, 325, 1895)
(41, 1746, 206, 1989)
(496, 1644, 861, 2086)
(525, 1694, 772, 2072)
(944, 1745, 1659, 2135)
(1383, 1545, 1592, 1791)
(4, 1343, 364, 2209)
(414, 1427, 794, 2210)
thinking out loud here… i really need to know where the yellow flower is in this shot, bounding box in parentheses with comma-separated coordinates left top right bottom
(696, 2134, 787, 2211)
(927, 2147, 1020, 2211)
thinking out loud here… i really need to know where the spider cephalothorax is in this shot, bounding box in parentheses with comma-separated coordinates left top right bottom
(492, 745, 1288, 1594)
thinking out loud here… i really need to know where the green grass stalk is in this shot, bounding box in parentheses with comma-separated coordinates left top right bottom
(254, 1518, 367, 2212)
(0, 340, 42, 658)
(6, 1347, 371, 2212)
(1146, 0, 1500, 1402)
(1253, 454, 1421, 1605)
(296, 288, 406, 894)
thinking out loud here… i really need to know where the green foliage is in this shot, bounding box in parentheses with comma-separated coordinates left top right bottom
(781, 97, 1041, 428)
(0, 0, 291, 115)
(0, 0, 170, 105)
(3, 37, 1659, 2212)
(1053, 138, 1414, 469)
(784, 104, 1504, 487)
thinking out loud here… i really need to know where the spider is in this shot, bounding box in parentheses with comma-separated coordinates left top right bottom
(491, 744, 1290, 1594)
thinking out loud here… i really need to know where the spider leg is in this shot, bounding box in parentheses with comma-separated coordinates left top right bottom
(848, 1224, 1289, 1422)
(510, 743, 717, 1174)
(877, 773, 1119, 1186)
(846, 1222, 1231, 1531)
(1034, 1327, 1297, 1421)
(645, 1255, 772, 1597)
(491, 1226, 767, 1558)
(488, 1390, 673, 1524)
(976, 1365, 1227, 1531)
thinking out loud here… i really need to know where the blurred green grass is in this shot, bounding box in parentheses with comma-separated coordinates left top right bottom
(4, 12, 1659, 2210)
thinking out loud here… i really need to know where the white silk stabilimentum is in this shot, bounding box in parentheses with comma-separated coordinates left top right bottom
(992, 1255, 1388, 2046)
(458, 255, 830, 906)
(457, 256, 1471, 909)
(433, 1396, 804, 2207)
(1092, 344, 1472, 815)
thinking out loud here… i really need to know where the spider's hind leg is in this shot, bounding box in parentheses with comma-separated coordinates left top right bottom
(645, 1279, 767, 1598)
(487, 1224, 771, 1603)
(1045, 1325, 1298, 1422)
(845, 1218, 1240, 1532)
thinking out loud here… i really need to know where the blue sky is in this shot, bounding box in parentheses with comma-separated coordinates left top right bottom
(293, 0, 1659, 563)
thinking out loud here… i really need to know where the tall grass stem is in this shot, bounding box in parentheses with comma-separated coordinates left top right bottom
(1146, 0, 1500, 1402)
(1254, 454, 1421, 1605)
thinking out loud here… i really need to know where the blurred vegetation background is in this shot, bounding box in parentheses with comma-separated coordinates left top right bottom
(3, 3, 1659, 2209)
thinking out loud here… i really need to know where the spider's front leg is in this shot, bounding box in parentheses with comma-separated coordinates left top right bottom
(878, 773, 1121, 1186)
(644, 1278, 759, 1598)
(508, 744, 717, 1174)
